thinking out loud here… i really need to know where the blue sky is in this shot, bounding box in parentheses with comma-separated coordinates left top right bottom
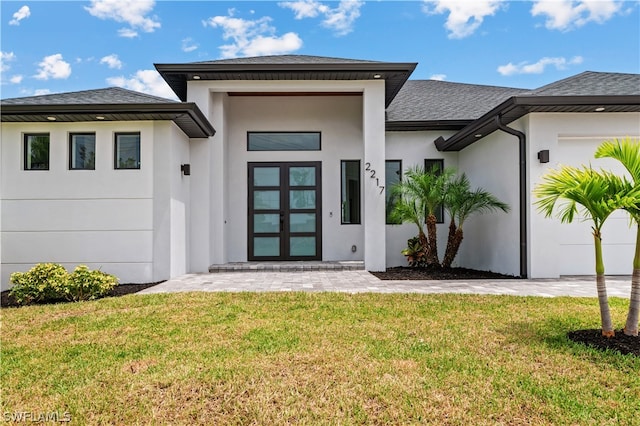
(1, 0, 639, 100)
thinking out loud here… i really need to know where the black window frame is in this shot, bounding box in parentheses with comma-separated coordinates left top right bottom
(23, 133, 50, 171)
(425, 159, 445, 224)
(69, 132, 96, 170)
(385, 159, 402, 224)
(114, 132, 141, 170)
(340, 160, 361, 225)
(247, 131, 321, 151)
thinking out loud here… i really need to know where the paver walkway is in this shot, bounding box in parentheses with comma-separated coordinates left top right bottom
(138, 270, 633, 298)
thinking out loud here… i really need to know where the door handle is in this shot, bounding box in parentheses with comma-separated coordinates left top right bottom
(280, 211, 284, 231)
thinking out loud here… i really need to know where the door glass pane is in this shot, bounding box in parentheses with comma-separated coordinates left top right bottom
(289, 167, 315, 186)
(254, 167, 280, 186)
(290, 237, 316, 256)
(290, 213, 315, 233)
(254, 214, 280, 233)
(289, 190, 316, 209)
(254, 191, 280, 210)
(385, 160, 402, 224)
(254, 237, 280, 256)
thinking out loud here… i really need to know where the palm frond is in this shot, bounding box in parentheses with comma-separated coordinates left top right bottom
(594, 137, 640, 183)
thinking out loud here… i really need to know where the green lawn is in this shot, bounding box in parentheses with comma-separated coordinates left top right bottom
(1, 292, 638, 425)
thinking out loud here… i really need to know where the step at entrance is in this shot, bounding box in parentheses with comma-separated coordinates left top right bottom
(209, 261, 364, 273)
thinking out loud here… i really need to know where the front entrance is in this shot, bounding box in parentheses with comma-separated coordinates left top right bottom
(248, 162, 322, 260)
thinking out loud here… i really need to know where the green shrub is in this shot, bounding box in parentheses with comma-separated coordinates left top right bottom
(9, 263, 118, 306)
(66, 265, 118, 302)
(9, 263, 69, 305)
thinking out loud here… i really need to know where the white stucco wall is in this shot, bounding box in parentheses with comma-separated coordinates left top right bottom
(456, 121, 523, 277)
(0, 120, 191, 289)
(384, 131, 459, 267)
(528, 112, 640, 277)
(225, 94, 365, 263)
(186, 79, 388, 270)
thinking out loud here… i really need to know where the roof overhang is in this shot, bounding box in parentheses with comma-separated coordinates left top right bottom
(435, 95, 640, 151)
(155, 62, 417, 108)
(0, 102, 215, 138)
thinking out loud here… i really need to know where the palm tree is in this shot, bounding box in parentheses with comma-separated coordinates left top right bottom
(442, 174, 510, 269)
(390, 165, 452, 267)
(535, 166, 637, 337)
(595, 137, 640, 336)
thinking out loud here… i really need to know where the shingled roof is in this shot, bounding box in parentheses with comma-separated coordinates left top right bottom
(155, 54, 417, 107)
(386, 80, 529, 130)
(435, 71, 640, 151)
(1, 87, 215, 138)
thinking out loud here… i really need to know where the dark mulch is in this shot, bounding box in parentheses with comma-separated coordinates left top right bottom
(0, 283, 161, 308)
(372, 266, 517, 280)
(568, 329, 639, 357)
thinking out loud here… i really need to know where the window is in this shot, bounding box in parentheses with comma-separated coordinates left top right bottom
(341, 160, 360, 224)
(114, 133, 140, 169)
(69, 133, 96, 170)
(425, 159, 444, 223)
(248, 132, 321, 151)
(24, 134, 50, 170)
(385, 160, 402, 224)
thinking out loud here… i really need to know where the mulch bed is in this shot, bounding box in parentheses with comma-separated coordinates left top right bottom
(371, 266, 517, 280)
(568, 329, 639, 357)
(0, 283, 160, 308)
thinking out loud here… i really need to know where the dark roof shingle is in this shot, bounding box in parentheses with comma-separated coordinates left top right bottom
(528, 71, 640, 96)
(1, 87, 175, 105)
(386, 80, 529, 122)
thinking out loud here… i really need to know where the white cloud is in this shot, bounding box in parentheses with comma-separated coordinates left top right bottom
(34, 89, 52, 96)
(429, 74, 447, 81)
(531, 0, 623, 31)
(117, 28, 139, 38)
(182, 37, 198, 52)
(9, 5, 30, 25)
(10, 75, 23, 84)
(204, 12, 302, 58)
(34, 54, 72, 80)
(1, 51, 16, 72)
(107, 69, 177, 99)
(422, 0, 504, 39)
(280, 0, 364, 36)
(497, 56, 584, 75)
(100, 54, 123, 69)
(85, 0, 160, 37)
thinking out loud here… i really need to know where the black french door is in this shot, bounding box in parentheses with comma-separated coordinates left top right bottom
(248, 162, 322, 260)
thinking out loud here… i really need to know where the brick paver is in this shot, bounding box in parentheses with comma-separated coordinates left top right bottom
(138, 271, 633, 298)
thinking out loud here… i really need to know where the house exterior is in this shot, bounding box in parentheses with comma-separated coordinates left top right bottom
(1, 55, 639, 289)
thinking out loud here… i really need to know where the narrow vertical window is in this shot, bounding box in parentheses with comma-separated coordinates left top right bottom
(114, 132, 140, 169)
(69, 133, 96, 170)
(24, 133, 50, 170)
(341, 160, 361, 224)
(385, 160, 402, 224)
(425, 159, 444, 223)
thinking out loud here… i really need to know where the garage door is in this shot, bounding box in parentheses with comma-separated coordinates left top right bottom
(555, 136, 636, 275)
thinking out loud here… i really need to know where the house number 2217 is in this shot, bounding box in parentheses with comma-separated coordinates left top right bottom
(364, 162, 385, 195)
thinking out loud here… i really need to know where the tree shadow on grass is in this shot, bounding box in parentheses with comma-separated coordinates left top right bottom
(504, 319, 639, 359)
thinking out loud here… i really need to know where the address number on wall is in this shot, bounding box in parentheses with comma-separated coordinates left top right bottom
(364, 162, 385, 195)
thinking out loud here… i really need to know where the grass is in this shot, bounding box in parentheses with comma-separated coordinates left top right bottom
(1, 292, 639, 425)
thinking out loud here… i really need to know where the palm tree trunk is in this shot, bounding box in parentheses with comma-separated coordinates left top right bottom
(442, 227, 464, 269)
(624, 226, 640, 336)
(442, 219, 457, 269)
(426, 214, 440, 267)
(594, 231, 615, 337)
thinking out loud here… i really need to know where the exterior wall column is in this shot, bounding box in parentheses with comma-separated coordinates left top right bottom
(362, 82, 386, 271)
(187, 83, 215, 272)
(209, 92, 228, 265)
